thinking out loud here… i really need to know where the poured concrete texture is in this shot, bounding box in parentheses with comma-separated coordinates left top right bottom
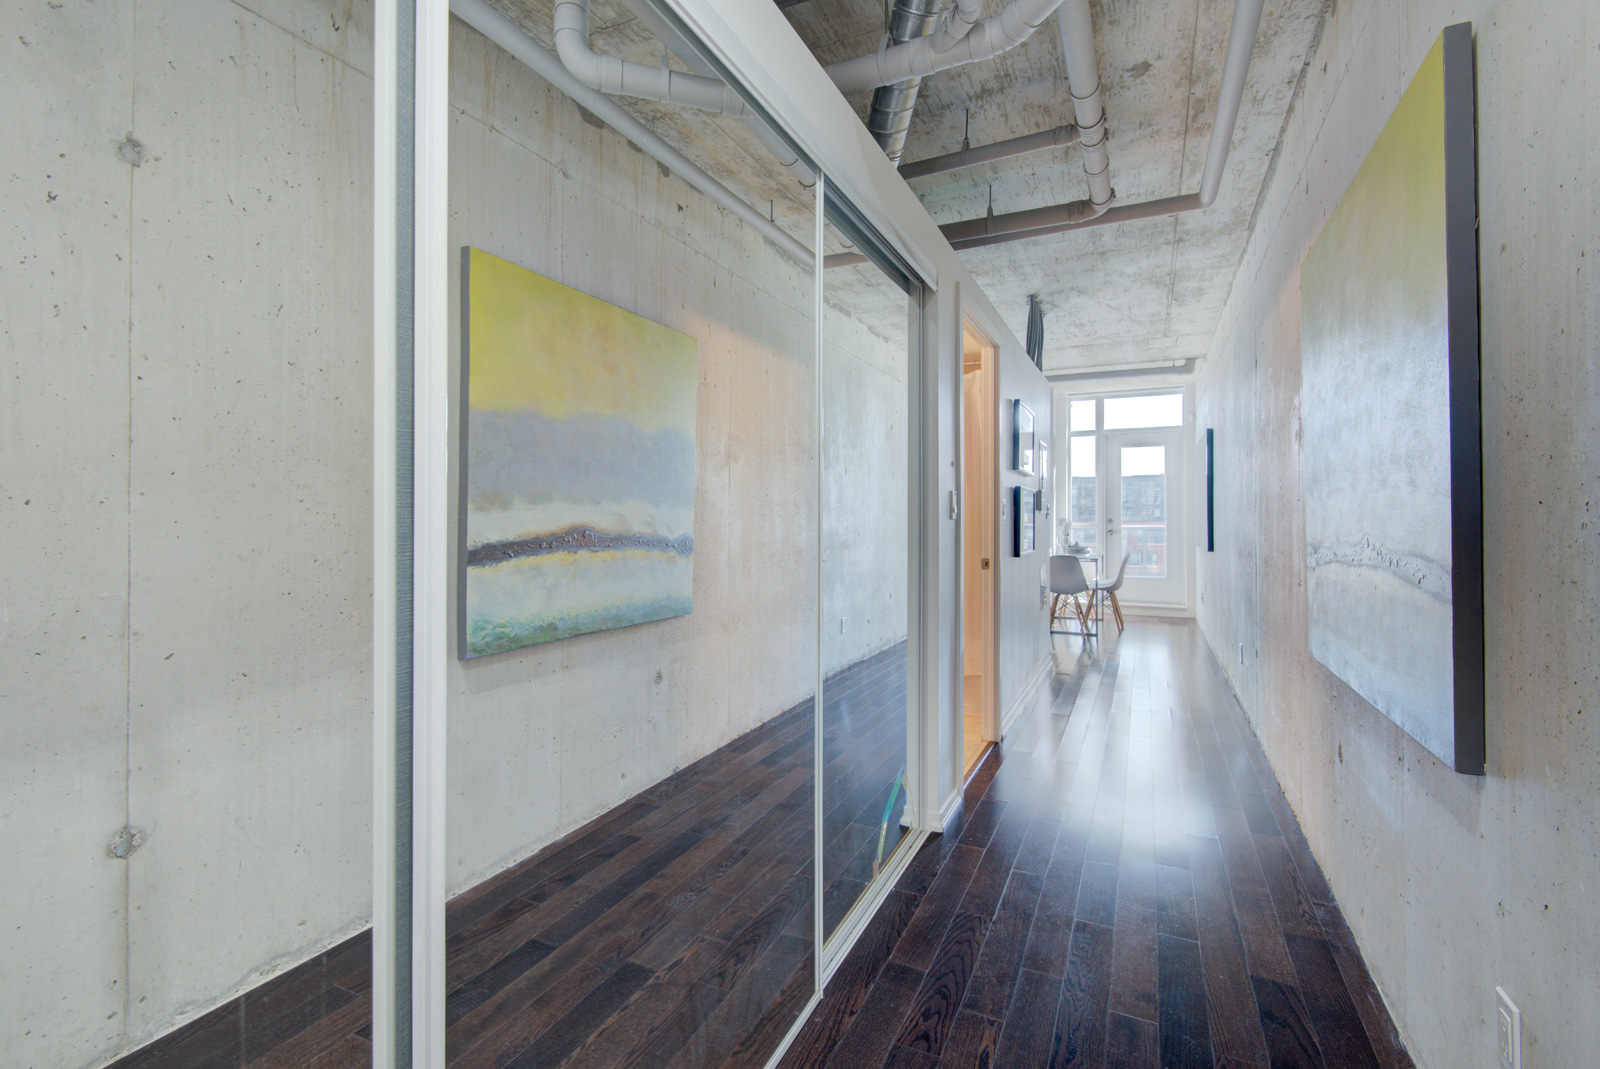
(1196, 2, 1600, 1066)
(2, 2, 136, 1066)
(782, 0, 1329, 375)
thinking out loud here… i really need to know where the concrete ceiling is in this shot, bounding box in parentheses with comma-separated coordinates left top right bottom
(781, 0, 1330, 374)
(479, 0, 1329, 375)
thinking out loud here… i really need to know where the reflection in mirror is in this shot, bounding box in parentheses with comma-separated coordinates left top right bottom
(442, 2, 819, 1065)
(819, 199, 917, 942)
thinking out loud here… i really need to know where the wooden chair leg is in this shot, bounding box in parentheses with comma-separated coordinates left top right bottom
(1110, 591, 1124, 632)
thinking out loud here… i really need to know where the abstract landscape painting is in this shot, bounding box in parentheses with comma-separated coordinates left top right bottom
(1299, 24, 1482, 772)
(459, 247, 698, 658)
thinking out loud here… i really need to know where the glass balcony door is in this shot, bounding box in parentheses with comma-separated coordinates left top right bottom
(1104, 428, 1187, 608)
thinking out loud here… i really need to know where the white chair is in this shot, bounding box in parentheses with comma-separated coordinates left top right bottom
(1048, 555, 1092, 635)
(1088, 551, 1131, 633)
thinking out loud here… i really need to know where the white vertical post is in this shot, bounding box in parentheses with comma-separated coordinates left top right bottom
(412, 0, 450, 1064)
(371, 0, 400, 1062)
(811, 174, 826, 994)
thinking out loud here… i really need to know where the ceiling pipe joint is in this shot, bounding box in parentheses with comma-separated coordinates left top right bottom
(553, 0, 751, 116)
(825, 0, 1066, 96)
(941, 0, 1265, 250)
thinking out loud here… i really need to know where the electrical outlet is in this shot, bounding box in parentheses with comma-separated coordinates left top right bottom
(1495, 987, 1521, 1069)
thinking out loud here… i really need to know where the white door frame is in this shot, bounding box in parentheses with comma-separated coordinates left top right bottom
(956, 314, 1001, 762)
(1060, 386, 1195, 616)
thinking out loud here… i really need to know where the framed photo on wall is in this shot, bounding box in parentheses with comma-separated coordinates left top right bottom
(1013, 400, 1035, 475)
(1014, 486, 1036, 556)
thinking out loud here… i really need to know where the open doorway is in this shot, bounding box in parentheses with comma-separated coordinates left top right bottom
(961, 319, 998, 778)
(1063, 390, 1193, 615)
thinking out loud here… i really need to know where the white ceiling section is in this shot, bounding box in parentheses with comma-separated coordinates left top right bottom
(785, 0, 1329, 375)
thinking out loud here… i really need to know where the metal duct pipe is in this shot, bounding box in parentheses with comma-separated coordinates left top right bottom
(1056, 0, 1111, 211)
(866, 0, 944, 165)
(552, 0, 751, 116)
(898, 122, 1078, 180)
(939, 0, 1265, 251)
(825, 0, 1065, 95)
(948, 193, 1200, 248)
(451, 0, 811, 264)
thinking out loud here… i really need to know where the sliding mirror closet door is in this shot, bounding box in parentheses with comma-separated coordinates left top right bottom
(4, 2, 378, 1065)
(442, 4, 820, 1066)
(818, 189, 922, 944)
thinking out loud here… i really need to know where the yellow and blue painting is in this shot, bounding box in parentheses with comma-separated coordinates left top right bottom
(459, 247, 698, 658)
(1300, 29, 1470, 766)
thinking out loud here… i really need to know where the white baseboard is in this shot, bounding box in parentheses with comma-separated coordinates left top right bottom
(1000, 656, 1052, 739)
(1118, 602, 1195, 618)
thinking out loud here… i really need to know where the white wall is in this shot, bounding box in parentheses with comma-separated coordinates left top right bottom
(996, 345, 1053, 730)
(1195, 3, 1599, 1067)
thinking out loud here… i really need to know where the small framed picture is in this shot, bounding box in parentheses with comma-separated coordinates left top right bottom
(1012, 400, 1035, 475)
(1014, 486, 1036, 555)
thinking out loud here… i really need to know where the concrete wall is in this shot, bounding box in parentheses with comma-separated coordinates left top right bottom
(1195, 3, 1599, 1067)
(3, 0, 374, 1064)
(3, 4, 915, 1064)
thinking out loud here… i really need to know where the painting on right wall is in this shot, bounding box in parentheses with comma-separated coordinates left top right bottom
(1300, 23, 1484, 773)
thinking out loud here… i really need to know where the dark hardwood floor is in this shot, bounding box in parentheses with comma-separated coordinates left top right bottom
(107, 620, 1413, 1069)
(779, 619, 1415, 1069)
(108, 644, 911, 1069)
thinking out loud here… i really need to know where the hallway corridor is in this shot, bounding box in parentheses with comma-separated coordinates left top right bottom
(779, 619, 1413, 1069)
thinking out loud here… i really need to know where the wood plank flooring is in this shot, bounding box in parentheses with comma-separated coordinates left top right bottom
(107, 644, 911, 1069)
(107, 620, 1413, 1069)
(779, 620, 1416, 1069)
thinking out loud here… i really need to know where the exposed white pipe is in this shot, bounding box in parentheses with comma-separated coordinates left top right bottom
(826, 0, 1064, 96)
(553, 0, 750, 116)
(1055, 0, 1111, 211)
(1199, 0, 1263, 206)
(617, 0, 816, 187)
(942, 0, 1265, 249)
(924, 0, 983, 55)
(452, 0, 812, 264)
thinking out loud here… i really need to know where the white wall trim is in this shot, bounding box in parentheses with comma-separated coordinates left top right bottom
(1000, 655, 1052, 739)
(819, 827, 929, 979)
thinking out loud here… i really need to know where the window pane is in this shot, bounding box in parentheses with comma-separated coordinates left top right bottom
(1104, 393, 1182, 429)
(821, 196, 914, 942)
(1067, 434, 1097, 552)
(1120, 445, 1167, 578)
(1069, 398, 1096, 432)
